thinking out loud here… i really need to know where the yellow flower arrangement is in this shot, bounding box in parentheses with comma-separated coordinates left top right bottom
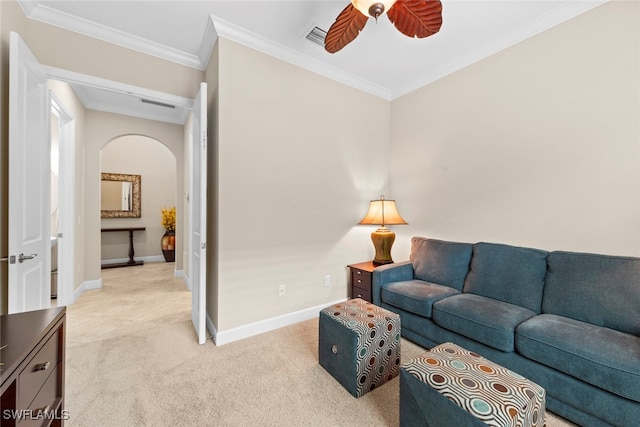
(161, 206, 176, 231)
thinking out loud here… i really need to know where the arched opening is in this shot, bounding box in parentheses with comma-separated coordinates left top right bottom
(100, 135, 177, 269)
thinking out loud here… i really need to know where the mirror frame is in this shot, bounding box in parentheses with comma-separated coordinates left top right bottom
(101, 172, 141, 218)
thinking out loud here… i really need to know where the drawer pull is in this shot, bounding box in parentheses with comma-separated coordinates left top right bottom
(356, 271, 362, 275)
(357, 294, 363, 298)
(357, 279, 362, 284)
(36, 361, 51, 371)
(33, 405, 50, 415)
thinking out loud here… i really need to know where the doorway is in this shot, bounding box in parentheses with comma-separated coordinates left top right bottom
(50, 93, 76, 307)
(100, 135, 177, 268)
(9, 32, 207, 342)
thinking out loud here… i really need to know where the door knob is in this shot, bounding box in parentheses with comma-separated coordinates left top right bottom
(18, 253, 37, 263)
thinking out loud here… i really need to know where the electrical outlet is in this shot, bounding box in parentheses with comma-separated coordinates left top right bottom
(279, 284, 286, 296)
(324, 275, 331, 287)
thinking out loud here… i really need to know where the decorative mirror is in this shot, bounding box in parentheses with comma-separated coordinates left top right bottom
(101, 173, 141, 218)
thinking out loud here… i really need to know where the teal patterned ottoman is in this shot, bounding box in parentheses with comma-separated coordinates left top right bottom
(319, 298, 401, 397)
(401, 342, 545, 427)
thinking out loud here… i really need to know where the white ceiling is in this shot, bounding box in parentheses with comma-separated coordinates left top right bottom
(19, 0, 607, 124)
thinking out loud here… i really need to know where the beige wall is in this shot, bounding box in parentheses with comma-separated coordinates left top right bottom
(100, 135, 177, 262)
(22, 16, 201, 100)
(2, 0, 637, 333)
(85, 111, 186, 280)
(215, 39, 391, 331)
(390, 0, 640, 259)
(205, 40, 219, 330)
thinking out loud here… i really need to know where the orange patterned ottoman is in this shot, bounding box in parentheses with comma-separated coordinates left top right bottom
(401, 342, 546, 427)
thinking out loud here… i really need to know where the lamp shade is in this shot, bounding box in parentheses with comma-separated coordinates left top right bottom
(358, 196, 407, 227)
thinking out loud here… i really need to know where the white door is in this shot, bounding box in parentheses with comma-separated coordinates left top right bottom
(8, 32, 51, 313)
(191, 83, 207, 345)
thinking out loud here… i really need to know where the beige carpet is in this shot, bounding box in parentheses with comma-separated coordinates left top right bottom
(65, 263, 578, 427)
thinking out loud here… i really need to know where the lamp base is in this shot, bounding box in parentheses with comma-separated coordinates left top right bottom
(370, 227, 396, 266)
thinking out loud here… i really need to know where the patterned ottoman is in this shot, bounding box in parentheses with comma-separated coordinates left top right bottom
(319, 298, 401, 397)
(400, 342, 545, 427)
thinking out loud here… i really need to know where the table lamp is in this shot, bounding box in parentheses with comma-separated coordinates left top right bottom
(358, 195, 407, 265)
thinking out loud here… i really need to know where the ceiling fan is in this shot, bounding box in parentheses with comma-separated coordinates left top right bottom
(324, 0, 443, 54)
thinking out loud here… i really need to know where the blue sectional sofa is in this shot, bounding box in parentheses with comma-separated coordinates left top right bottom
(373, 237, 640, 427)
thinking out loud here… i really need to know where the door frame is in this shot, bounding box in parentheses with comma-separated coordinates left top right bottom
(43, 67, 198, 299)
(50, 93, 75, 307)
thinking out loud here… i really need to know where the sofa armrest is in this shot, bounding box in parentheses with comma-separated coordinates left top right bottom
(372, 261, 414, 306)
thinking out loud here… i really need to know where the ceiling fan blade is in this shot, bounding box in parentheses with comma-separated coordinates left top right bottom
(387, 0, 443, 39)
(324, 4, 369, 54)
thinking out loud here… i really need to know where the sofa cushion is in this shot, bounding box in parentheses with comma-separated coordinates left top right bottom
(381, 280, 460, 318)
(516, 314, 640, 403)
(543, 251, 640, 336)
(410, 237, 473, 291)
(432, 294, 537, 352)
(463, 242, 548, 313)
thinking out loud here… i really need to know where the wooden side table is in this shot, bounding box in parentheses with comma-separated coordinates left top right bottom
(100, 227, 145, 269)
(348, 261, 377, 303)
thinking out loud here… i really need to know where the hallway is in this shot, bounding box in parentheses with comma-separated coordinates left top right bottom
(65, 263, 191, 347)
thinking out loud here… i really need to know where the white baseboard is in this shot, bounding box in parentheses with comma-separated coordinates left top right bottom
(213, 298, 346, 346)
(177, 270, 191, 290)
(174, 270, 191, 290)
(73, 277, 103, 303)
(100, 255, 164, 266)
(207, 313, 217, 344)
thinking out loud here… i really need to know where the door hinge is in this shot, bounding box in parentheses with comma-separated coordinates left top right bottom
(201, 242, 206, 250)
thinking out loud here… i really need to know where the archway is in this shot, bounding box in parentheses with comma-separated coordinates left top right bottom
(100, 135, 177, 268)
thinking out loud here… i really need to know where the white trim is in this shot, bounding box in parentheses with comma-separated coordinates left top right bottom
(19, 0, 607, 101)
(174, 269, 191, 290)
(100, 255, 165, 266)
(19, 0, 204, 70)
(199, 15, 218, 69)
(73, 277, 103, 303)
(50, 93, 76, 309)
(391, 0, 609, 99)
(214, 299, 346, 346)
(211, 17, 393, 101)
(43, 66, 194, 110)
(207, 312, 217, 344)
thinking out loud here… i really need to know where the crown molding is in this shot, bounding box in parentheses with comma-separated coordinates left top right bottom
(18, 0, 609, 101)
(17, 0, 206, 70)
(391, 0, 608, 99)
(211, 16, 393, 100)
(199, 15, 219, 70)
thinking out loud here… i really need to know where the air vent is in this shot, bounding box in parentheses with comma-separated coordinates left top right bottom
(141, 98, 175, 109)
(306, 26, 327, 47)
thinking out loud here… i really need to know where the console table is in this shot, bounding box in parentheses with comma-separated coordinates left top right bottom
(1, 307, 66, 426)
(101, 227, 145, 269)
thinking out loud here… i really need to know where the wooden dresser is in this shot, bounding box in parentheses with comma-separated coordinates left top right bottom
(1, 307, 66, 427)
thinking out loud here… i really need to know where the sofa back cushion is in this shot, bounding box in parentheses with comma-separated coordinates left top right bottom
(410, 237, 472, 291)
(543, 251, 640, 336)
(463, 242, 548, 313)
